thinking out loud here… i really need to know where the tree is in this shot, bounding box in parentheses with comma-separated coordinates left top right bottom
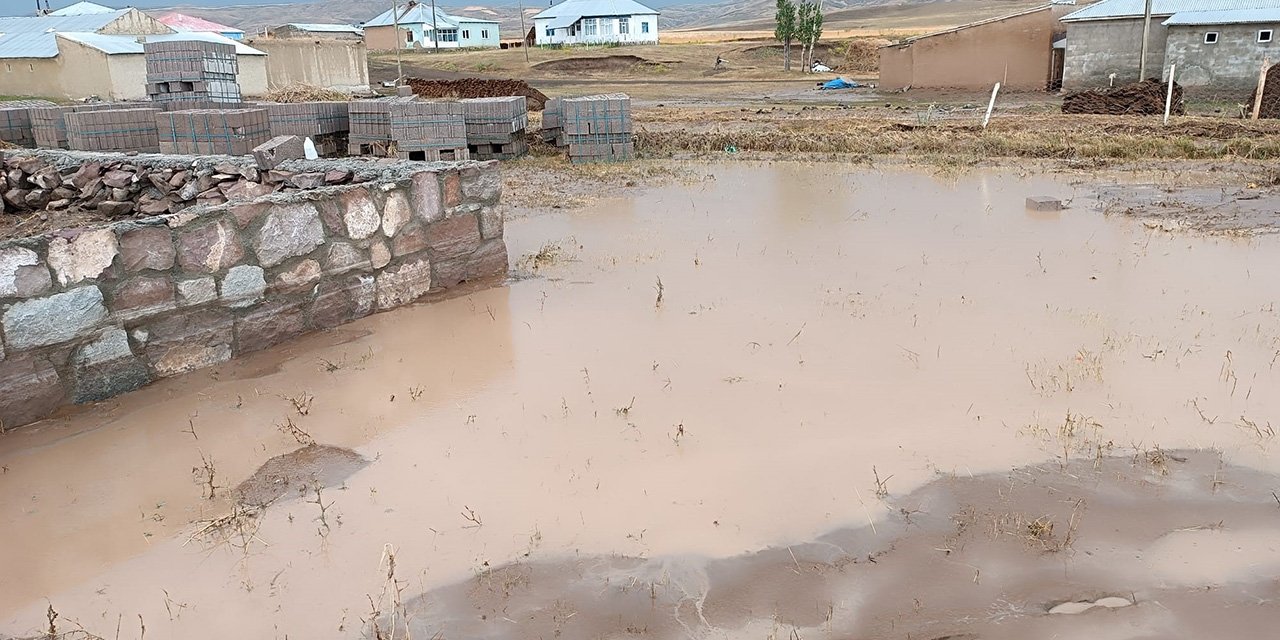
(775, 0, 797, 72)
(796, 1, 825, 73)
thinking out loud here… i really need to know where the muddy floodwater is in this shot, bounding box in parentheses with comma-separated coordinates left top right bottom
(3, 163, 1279, 639)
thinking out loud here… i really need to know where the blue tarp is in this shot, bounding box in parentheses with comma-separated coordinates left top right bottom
(820, 78, 861, 90)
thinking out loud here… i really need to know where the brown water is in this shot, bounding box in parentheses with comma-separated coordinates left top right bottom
(2, 163, 1279, 639)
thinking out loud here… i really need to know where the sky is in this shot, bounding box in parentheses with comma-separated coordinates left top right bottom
(18, 0, 705, 11)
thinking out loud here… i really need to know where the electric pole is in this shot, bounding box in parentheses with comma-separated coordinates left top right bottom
(431, 0, 440, 51)
(1138, 0, 1153, 81)
(391, 0, 404, 85)
(518, 0, 530, 64)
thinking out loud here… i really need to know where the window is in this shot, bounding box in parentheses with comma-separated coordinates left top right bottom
(438, 29, 458, 42)
(462, 29, 470, 39)
(619, 17, 629, 35)
(481, 29, 489, 39)
(601, 18, 614, 36)
(641, 21, 650, 34)
(546, 27, 554, 37)
(406, 31, 413, 43)
(1260, 29, 1274, 43)
(1204, 31, 1219, 44)
(583, 18, 598, 36)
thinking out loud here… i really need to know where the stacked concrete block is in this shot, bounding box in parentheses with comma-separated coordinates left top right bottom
(31, 104, 121, 149)
(560, 94, 633, 163)
(0, 107, 35, 148)
(461, 96, 528, 160)
(540, 97, 562, 143)
(144, 40, 241, 108)
(66, 109, 162, 153)
(0, 150, 508, 431)
(348, 97, 415, 157)
(389, 101, 469, 161)
(156, 109, 272, 155)
(264, 102, 349, 157)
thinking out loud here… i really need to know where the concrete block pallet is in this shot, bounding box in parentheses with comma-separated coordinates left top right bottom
(469, 139, 528, 161)
(389, 101, 468, 161)
(462, 96, 528, 160)
(559, 94, 634, 163)
(31, 104, 121, 149)
(540, 97, 562, 143)
(157, 109, 272, 155)
(264, 102, 350, 137)
(143, 40, 241, 107)
(65, 108, 162, 153)
(347, 97, 415, 157)
(0, 107, 35, 147)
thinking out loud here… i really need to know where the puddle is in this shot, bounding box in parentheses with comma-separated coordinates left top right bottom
(2, 162, 1279, 639)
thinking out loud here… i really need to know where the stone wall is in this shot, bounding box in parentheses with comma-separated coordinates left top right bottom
(1063, 19, 1171, 90)
(0, 151, 507, 430)
(1166, 23, 1280, 97)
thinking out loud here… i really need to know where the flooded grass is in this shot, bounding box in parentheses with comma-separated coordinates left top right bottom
(2, 162, 1279, 638)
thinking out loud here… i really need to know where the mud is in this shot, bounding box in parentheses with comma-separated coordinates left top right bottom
(398, 451, 1280, 640)
(233, 444, 369, 507)
(3, 162, 1280, 639)
(1096, 183, 1280, 235)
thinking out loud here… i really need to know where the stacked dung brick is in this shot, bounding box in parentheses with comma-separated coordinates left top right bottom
(31, 104, 122, 149)
(461, 96, 528, 160)
(389, 101, 468, 161)
(264, 102, 350, 156)
(559, 94, 633, 163)
(144, 40, 241, 109)
(0, 107, 35, 148)
(157, 109, 272, 155)
(66, 109, 162, 153)
(348, 96, 416, 157)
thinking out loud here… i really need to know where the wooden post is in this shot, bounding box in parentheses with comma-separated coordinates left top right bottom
(983, 82, 1001, 129)
(1164, 64, 1176, 125)
(1138, 0, 1153, 80)
(1252, 57, 1271, 120)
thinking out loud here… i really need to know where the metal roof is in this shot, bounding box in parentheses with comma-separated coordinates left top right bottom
(154, 12, 245, 35)
(283, 23, 363, 33)
(1063, 0, 1280, 22)
(48, 1, 116, 16)
(365, 5, 459, 28)
(533, 0, 660, 21)
(0, 9, 129, 58)
(1164, 8, 1280, 24)
(57, 31, 266, 56)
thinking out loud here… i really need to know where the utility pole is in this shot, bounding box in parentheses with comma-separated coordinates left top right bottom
(518, 0, 530, 64)
(1138, 0, 1153, 81)
(390, 0, 404, 85)
(431, 0, 440, 51)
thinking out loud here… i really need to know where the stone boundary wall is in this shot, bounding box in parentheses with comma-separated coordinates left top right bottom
(0, 151, 507, 430)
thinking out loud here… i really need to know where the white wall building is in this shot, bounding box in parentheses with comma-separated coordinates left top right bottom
(533, 0, 659, 46)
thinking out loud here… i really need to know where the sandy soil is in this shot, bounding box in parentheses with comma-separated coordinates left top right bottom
(3, 161, 1280, 639)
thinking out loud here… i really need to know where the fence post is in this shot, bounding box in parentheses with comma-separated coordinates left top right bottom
(1252, 57, 1271, 120)
(983, 82, 1001, 129)
(1164, 64, 1176, 125)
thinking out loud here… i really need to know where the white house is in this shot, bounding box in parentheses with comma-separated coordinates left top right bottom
(533, 0, 659, 46)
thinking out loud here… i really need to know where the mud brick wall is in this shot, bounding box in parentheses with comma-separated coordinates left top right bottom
(0, 151, 507, 430)
(66, 109, 162, 153)
(157, 109, 272, 155)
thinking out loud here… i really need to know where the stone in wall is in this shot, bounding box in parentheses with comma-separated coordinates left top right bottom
(2, 286, 108, 350)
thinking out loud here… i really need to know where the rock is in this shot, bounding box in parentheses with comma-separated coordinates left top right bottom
(312, 274, 376, 329)
(137, 197, 171, 216)
(51, 186, 77, 200)
(148, 173, 173, 194)
(97, 200, 135, 217)
(214, 162, 241, 175)
(111, 275, 175, 320)
(168, 170, 189, 188)
(275, 259, 321, 290)
(29, 167, 61, 190)
(15, 158, 43, 175)
(288, 172, 326, 189)
(71, 328, 151, 404)
(118, 227, 175, 272)
(140, 307, 233, 377)
(228, 201, 271, 228)
(266, 170, 295, 184)
(412, 171, 443, 222)
(461, 165, 502, 204)
(341, 188, 380, 240)
(78, 177, 103, 200)
(478, 205, 503, 240)
(101, 169, 134, 189)
(234, 298, 310, 354)
(110, 187, 130, 202)
(221, 179, 275, 202)
(68, 162, 102, 189)
(253, 203, 325, 268)
(252, 136, 304, 171)
(176, 218, 245, 274)
(382, 190, 412, 237)
(370, 240, 391, 269)
(2, 286, 108, 350)
(0, 354, 66, 428)
(442, 171, 462, 208)
(178, 180, 200, 201)
(0, 247, 52, 298)
(4, 189, 30, 209)
(433, 238, 509, 288)
(220, 264, 266, 308)
(391, 220, 428, 257)
(376, 256, 432, 310)
(324, 169, 351, 184)
(425, 213, 482, 260)
(176, 277, 217, 307)
(322, 242, 368, 275)
(47, 229, 119, 286)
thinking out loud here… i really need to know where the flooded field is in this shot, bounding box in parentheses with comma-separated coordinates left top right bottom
(3, 162, 1279, 639)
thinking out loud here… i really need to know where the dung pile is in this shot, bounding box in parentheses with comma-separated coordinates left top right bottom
(1254, 63, 1280, 119)
(1062, 79, 1184, 116)
(405, 78, 550, 111)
